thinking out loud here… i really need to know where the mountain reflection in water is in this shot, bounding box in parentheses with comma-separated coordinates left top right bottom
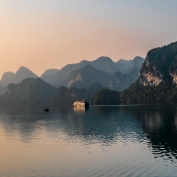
(0, 104, 177, 177)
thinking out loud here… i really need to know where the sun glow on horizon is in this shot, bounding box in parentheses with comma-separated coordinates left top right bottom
(1, 0, 177, 77)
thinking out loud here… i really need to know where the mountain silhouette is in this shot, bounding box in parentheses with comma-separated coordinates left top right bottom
(41, 56, 144, 86)
(68, 65, 110, 89)
(0, 85, 6, 95)
(0, 66, 38, 87)
(0, 78, 57, 105)
(41, 69, 59, 78)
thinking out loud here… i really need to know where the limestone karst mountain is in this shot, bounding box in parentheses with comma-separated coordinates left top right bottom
(68, 65, 110, 89)
(0, 78, 58, 105)
(0, 56, 144, 100)
(41, 56, 117, 86)
(40, 69, 59, 78)
(0, 85, 6, 95)
(116, 56, 144, 74)
(67, 64, 141, 91)
(109, 67, 140, 91)
(121, 41, 177, 103)
(41, 56, 144, 87)
(0, 72, 15, 87)
(0, 66, 38, 87)
(115, 59, 132, 73)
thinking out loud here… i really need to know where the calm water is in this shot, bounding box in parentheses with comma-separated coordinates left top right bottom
(0, 105, 177, 177)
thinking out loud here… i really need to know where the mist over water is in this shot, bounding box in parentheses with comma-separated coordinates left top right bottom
(0, 105, 177, 177)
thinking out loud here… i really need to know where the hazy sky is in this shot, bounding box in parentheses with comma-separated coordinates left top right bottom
(1, 0, 177, 77)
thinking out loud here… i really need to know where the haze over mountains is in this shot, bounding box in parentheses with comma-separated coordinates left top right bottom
(0, 85, 6, 95)
(0, 66, 38, 87)
(115, 56, 144, 73)
(42, 56, 144, 88)
(67, 65, 141, 91)
(2, 41, 177, 105)
(40, 69, 59, 78)
(0, 56, 144, 95)
(0, 55, 145, 106)
(68, 65, 110, 88)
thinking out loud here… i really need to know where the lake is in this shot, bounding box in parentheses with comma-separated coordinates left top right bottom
(0, 104, 177, 177)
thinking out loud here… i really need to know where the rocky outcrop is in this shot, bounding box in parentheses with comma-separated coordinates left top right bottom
(170, 73, 177, 84)
(138, 41, 177, 87)
(68, 65, 110, 89)
(68, 73, 82, 87)
(120, 41, 177, 103)
(140, 73, 163, 86)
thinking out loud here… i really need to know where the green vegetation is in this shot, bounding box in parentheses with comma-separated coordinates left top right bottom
(4, 41, 177, 105)
(140, 42, 177, 83)
(0, 78, 58, 106)
(92, 88, 121, 105)
(120, 82, 177, 103)
(52, 83, 104, 106)
(121, 41, 177, 103)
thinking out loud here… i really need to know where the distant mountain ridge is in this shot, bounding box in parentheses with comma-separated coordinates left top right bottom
(41, 56, 116, 86)
(68, 64, 141, 91)
(40, 69, 59, 78)
(109, 67, 140, 91)
(0, 54, 147, 106)
(68, 65, 110, 88)
(0, 56, 144, 93)
(0, 66, 38, 87)
(41, 56, 144, 86)
(115, 56, 144, 73)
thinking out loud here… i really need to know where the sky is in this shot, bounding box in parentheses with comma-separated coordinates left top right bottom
(1, 0, 177, 77)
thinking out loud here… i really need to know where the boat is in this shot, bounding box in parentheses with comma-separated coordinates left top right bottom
(73, 99, 89, 108)
(44, 108, 49, 112)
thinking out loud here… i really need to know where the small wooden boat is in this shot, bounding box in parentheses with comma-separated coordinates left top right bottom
(44, 108, 49, 112)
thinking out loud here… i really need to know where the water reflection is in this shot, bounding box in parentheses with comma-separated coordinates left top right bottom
(73, 106, 87, 113)
(1, 104, 177, 164)
(0, 106, 143, 144)
(123, 104, 177, 163)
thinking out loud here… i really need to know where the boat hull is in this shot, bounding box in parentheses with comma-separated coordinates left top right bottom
(73, 100, 89, 108)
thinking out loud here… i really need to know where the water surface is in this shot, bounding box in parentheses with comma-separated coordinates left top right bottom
(0, 105, 177, 177)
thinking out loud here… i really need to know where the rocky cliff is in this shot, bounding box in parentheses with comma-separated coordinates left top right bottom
(121, 41, 177, 103)
(139, 42, 177, 86)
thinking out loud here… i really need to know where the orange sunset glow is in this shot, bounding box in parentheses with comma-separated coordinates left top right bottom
(1, 1, 177, 77)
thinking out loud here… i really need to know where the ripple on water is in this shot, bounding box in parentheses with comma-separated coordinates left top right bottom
(1, 105, 177, 177)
